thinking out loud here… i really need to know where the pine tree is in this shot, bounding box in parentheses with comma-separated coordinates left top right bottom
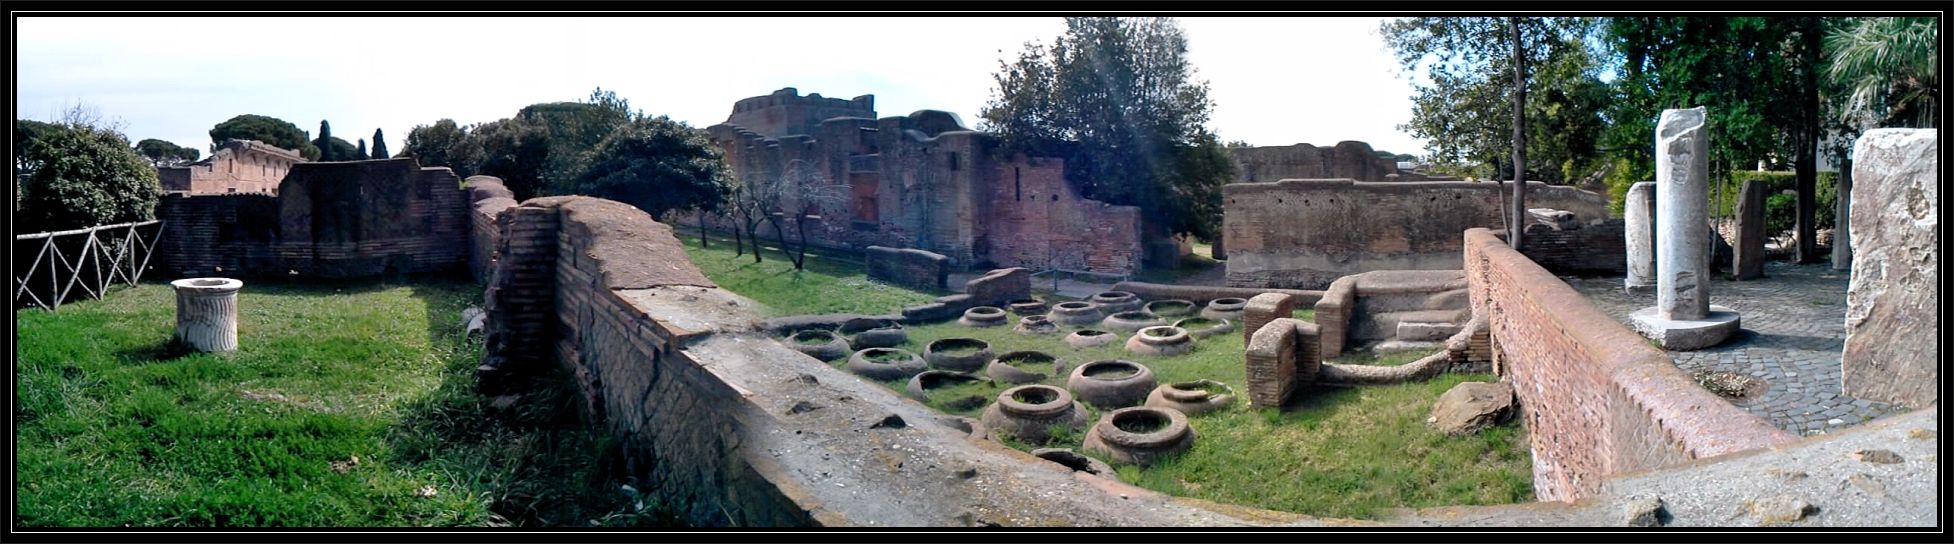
(357, 138, 367, 159)
(316, 120, 335, 161)
(371, 128, 389, 159)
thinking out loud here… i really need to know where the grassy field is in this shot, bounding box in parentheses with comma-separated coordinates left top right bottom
(674, 229, 941, 317)
(15, 277, 666, 527)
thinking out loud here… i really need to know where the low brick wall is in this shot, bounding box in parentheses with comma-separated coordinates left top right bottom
(865, 245, 949, 291)
(1516, 219, 1627, 276)
(466, 176, 518, 284)
(1461, 228, 1798, 502)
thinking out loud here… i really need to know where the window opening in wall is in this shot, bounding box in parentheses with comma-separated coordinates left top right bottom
(1015, 167, 1022, 201)
(949, 151, 960, 171)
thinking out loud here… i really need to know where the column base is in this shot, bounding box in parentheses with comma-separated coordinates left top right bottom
(1630, 305, 1741, 351)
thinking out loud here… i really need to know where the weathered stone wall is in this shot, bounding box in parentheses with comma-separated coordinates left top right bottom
(1109, 281, 1322, 306)
(1461, 227, 1798, 502)
(1515, 219, 1627, 276)
(699, 90, 1143, 275)
(1223, 179, 1609, 289)
(157, 157, 469, 279)
(864, 245, 948, 291)
(1842, 129, 1938, 409)
(726, 87, 876, 139)
(1227, 141, 1401, 183)
(157, 139, 305, 195)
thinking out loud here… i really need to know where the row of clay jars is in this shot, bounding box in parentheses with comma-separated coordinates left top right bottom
(981, 383, 1204, 468)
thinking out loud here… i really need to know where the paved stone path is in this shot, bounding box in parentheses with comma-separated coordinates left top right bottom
(1563, 261, 1903, 436)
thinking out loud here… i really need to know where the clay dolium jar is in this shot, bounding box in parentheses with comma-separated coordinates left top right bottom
(844, 348, 927, 381)
(1199, 297, 1248, 321)
(786, 329, 850, 361)
(924, 338, 994, 372)
(1064, 329, 1119, 349)
(1048, 301, 1104, 326)
(1088, 291, 1143, 314)
(1145, 380, 1236, 416)
(1066, 360, 1157, 409)
(980, 384, 1089, 444)
(1083, 406, 1197, 466)
(1125, 325, 1195, 357)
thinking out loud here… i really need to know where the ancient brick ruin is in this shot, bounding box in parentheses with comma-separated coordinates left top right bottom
(157, 139, 306, 195)
(157, 157, 468, 278)
(1222, 178, 1610, 289)
(695, 88, 1145, 275)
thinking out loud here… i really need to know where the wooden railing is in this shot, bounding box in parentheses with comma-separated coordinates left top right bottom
(14, 220, 164, 310)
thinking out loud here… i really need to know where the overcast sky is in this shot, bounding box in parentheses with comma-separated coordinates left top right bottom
(17, 16, 1429, 157)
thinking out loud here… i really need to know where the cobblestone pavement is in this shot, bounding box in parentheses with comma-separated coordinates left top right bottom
(1562, 261, 1904, 436)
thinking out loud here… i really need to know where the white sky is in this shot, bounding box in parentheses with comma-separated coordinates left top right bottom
(16, 16, 1428, 158)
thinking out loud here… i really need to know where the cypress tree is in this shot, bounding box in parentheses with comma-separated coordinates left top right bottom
(356, 138, 367, 159)
(371, 128, 389, 159)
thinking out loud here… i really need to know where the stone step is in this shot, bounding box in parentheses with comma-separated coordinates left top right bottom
(1397, 320, 1463, 342)
(1371, 340, 1445, 354)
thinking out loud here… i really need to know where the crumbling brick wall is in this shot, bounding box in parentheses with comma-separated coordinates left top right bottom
(1461, 227, 1797, 502)
(1223, 179, 1610, 289)
(466, 176, 519, 283)
(865, 246, 948, 291)
(1515, 219, 1627, 276)
(1227, 141, 1401, 183)
(157, 158, 468, 279)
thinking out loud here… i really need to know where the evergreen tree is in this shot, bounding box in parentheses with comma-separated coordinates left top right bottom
(315, 120, 336, 161)
(357, 138, 367, 160)
(371, 128, 389, 159)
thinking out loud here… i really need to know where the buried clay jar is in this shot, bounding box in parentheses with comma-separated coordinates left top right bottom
(1171, 317, 1236, 339)
(1082, 406, 1197, 467)
(1145, 379, 1236, 416)
(979, 384, 1089, 444)
(986, 350, 1066, 384)
(1064, 329, 1119, 349)
(958, 306, 1009, 327)
(1066, 359, 1157, 409)
(1014, 314, 1059, 335)
(924, 338, 995, 372)
(1088, 291, 1143, 314)
(1007, 299, 1049, 316)
(1125, 325, 1195, 357)
(1047, 301, 1104, 327)
(786, 329, 850, 361)
(844, 347, 927, 381)
(845, 319, 907, 349)
(1199, 297, 1248, 321)
(905, 370, 992, 411)
(1143, 299, 1196, 318)
(1101, 311, 1166, 334)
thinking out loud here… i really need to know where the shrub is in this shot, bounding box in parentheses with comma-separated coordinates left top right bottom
(17, 123, 161, 233)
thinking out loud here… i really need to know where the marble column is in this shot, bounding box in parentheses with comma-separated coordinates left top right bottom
(172, 277, 243, 352)
(1624, 181, 1657, 292)
(1630, 107, 1740, 350)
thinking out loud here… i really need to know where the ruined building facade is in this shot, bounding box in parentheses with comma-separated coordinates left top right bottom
(696, 88, 1144, 275)
(157, 139, 307, 195)
(1228, 142, 1459, 183)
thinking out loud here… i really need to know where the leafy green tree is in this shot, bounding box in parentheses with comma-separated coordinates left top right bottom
(979, 17, 1232, 242)
(473, 118, 551, 200)
(371, 128, 390, 159)
(1607, 17, 1827, 261)
(18, 121, 161, 233)
(1826, 16, 1938, 128)
(16, 119, 64, 188)
(562, 115, 732, 222)
(400, 119, 486, 178)
(134, 138, 201, 167)
(209, 114, 319, 160)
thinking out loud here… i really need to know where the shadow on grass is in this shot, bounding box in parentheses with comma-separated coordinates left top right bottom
(384, 274, 684, 527)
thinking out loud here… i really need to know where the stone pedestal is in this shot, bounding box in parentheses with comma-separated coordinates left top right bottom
(1632, 108, 1737, 350)
(172, 277, 243, 352)
(1733, 180, 1767, 280)
(1623, 181, 1657, 293)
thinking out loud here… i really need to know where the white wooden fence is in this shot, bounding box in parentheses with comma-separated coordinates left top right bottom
(14, 220, 164, 310)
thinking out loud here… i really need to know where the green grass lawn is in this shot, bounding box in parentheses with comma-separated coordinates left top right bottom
(15, 278, 666, 527)
(674, 229, 941, 317)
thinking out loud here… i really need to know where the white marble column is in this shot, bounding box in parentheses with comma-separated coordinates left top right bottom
(172, 277, 243, 352)
(1624, 181, 1657, 292)
(1631, 107, 1739, 350)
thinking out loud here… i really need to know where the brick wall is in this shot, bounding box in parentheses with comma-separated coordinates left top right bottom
(1515, 219, 1627, 276)
(1223, 179, 1610, 289)
(1461, 228, 1797, 502)
(864, 245, 948, 290)
(157, 158, 468, 279)
(982, 154, 1142, 274)
(466, 176, 519, 283)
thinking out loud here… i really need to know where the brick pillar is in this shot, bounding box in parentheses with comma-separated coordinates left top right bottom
(1240, 292, 1295, 346)
(478, 205, 561, 392)
(1313, 276, 1357, 360)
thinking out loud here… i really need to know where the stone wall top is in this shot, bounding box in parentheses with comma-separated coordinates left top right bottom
(516, 196, 716, 290)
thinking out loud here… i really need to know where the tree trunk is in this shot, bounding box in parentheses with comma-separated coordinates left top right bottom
(1794, 18, 1821, 264)
(793, 215, 811, 270)
(1509, 17, 1529, 251)
(766, 214, 789, 266)
(697, 211, 709, 248)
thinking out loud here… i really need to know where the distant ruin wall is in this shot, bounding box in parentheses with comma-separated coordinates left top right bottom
(1224, 179, 1609, 289)
(158, 158, 468, 278)
(1227, 141, 1400, 183)
(1462, 227, 1797, 502)
(726, 87, 876, 139)
(980, 154, 1143, 274)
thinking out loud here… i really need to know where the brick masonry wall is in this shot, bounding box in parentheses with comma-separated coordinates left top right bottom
(1462, 228, 1797, 502)
(1224, 179, 1610, 289)
(157, 158, 469, 279)
(1516, 219, 1627, 276)
(981, 154, 1142, 274)
(864, 246, 948, 291)
(466, 176, 519, 283)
